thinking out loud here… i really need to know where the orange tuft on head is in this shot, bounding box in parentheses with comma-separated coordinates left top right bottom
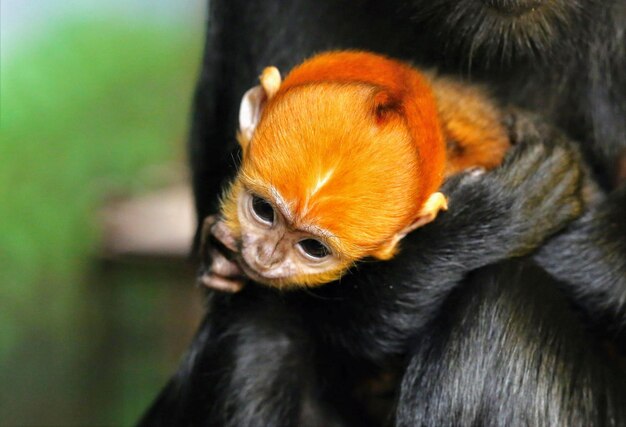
(278, 51, 445, 208)
(237, 51, 446, 259)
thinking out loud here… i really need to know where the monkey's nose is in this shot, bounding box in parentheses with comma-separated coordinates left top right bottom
(255, 245, 281, 270)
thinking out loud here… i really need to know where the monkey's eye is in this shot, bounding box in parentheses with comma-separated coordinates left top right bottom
(250, 194, 275, 225)
(297, 239, 331, 260)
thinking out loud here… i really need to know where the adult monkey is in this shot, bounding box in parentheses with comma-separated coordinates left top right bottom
(140, 0, 626, 425)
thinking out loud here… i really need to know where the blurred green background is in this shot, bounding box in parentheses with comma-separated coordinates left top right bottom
(1, 1, 206, 425)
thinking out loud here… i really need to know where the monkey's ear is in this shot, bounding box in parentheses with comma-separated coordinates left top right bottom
(238, 66, 282, 150)
(372, 192, 448, 260)
(372, 90, 401, 123)
(408, 191, 448, 230)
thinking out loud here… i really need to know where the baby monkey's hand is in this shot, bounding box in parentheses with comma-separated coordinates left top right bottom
(198, 215, 246, 293)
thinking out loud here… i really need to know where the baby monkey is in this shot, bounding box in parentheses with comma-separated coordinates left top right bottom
(202, 51, 511, 291)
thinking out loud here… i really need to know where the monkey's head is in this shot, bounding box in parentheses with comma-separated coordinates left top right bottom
(204, 52, 447, 290)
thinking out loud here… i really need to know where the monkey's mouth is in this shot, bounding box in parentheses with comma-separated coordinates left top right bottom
(235, 257, 272, 283)
(198, 215, 289, 291)
(201, 240, 280, 290)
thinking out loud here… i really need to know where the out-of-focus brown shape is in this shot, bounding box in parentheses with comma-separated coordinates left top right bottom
(101, 185, 195, 258)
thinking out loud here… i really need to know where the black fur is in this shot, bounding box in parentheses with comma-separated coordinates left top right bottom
(142, 0, 626, 425)
(141, 122, 625, 425)
(397, 260, 626, 426)
(535, 184, 626, 344)
(404, 0, 626, 185)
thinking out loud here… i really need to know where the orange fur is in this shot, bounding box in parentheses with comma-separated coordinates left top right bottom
(273, 51, 446, 206)
(236, 52, 446, 259)
(431, 76, 510, 176)
(221, 51, 510, 276)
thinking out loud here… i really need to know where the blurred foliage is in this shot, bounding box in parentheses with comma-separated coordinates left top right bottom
(0, 17, 202, 424)
(0, 19, 199, 344)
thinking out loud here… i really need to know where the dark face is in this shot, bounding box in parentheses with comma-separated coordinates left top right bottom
(233, 190, 344, 286)
(198, 188, 350, 293)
